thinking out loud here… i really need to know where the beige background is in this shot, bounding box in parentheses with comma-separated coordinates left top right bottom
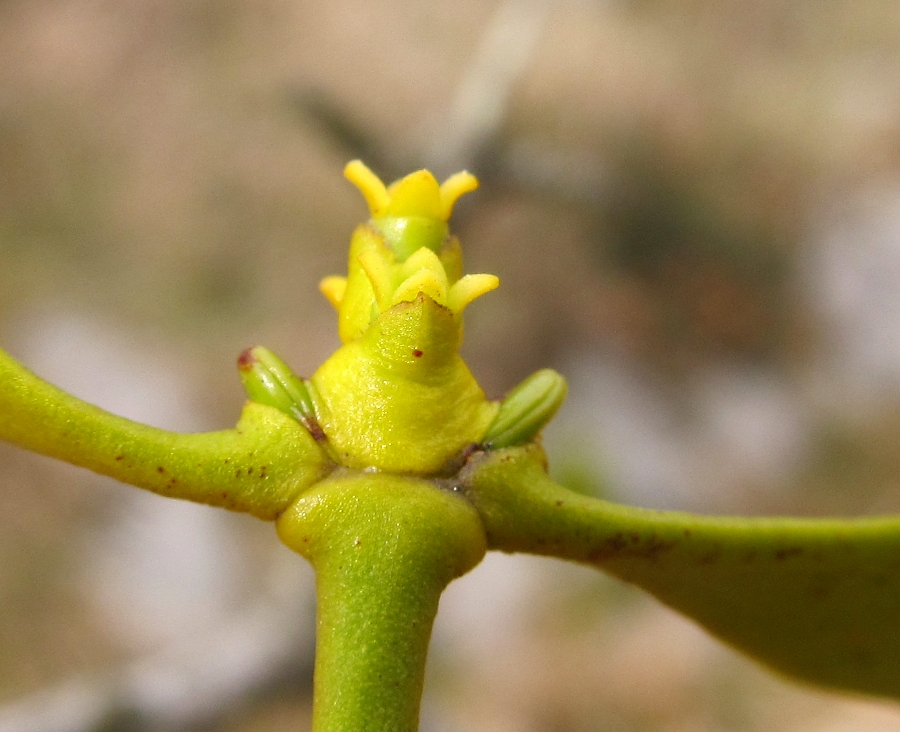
(3, 1, 900, 729)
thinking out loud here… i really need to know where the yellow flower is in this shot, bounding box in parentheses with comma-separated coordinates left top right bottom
(320, 160, 499, 344)
(343, 159, 478, 226)
(310, 161, 500, 474)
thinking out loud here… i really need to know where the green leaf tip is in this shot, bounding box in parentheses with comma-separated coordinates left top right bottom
(238, 345, 326, 441)
(483, 369, 568, 448)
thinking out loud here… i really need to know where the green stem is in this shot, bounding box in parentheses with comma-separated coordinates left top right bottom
(0, 346, 328, 518)
(277, 472, 486, 732)
(463, 444, 900, 699)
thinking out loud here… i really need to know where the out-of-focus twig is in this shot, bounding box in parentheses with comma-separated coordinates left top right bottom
(292, 0, 608, 203)
(422, 0, 552, 175)
(291, 0, 553, 179)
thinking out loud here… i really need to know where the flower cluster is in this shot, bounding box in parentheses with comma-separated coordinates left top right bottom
(320, 161, 499, 344)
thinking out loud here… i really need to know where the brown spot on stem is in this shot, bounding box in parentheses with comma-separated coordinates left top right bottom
(588, 532, 676, 564)
(699, 551, 721, 565)
(775, 547, 803, 561)
(115, 455, 124, 461)
(303, 417, 328, 442)
(412, 349, 423, 358)
(461, 443, 479, 460)
(644, 537, 676, 559)
(157, 467, 165, 474)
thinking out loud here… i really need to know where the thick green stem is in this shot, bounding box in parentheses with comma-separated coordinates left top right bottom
(463, 444, 900, 699)
(0, 346, 327, 518)
(277, 472, 486, 732)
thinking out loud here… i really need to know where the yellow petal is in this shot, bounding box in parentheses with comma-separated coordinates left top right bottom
(400, 246, 446, 280)
(393, 268, 448, 306)
(439, 171, 479, 220)
(385, 170, 442, 219)
(344, 160, 390, 218)
(319, 276, 347, 310)
(448, 274, 499, 313)
(358, 249, 395, 311)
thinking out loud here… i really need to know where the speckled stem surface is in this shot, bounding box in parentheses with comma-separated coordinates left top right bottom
(463, 444, 900, 699)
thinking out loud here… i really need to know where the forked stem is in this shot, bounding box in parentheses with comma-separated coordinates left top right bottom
(277, 473, 486, 732)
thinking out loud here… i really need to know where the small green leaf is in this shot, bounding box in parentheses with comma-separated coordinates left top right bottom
(483, 369, 568, 448)
(238, 345, 317, 426)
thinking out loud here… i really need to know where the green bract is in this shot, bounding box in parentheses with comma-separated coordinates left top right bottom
(483, 368, 568, 448)
(238, 345, 318, 427)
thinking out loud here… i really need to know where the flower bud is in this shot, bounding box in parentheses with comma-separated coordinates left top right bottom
(483, 369, 568, 448)
(238, 346, 320, 434)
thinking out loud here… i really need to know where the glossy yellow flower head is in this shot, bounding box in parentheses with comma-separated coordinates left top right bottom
(340, 159, 476, 263)
(344, 159, 478, 227)
(320, 161, 498, 344)
(310, 161, 500, 474)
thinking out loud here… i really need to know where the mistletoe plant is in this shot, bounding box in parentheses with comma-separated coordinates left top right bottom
(3, 161, 900, 731)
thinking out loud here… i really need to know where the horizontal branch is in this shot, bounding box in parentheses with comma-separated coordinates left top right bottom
(463, 444, 900, 700)
(0, 347, 329, 520)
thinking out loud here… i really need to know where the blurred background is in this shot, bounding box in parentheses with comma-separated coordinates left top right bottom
(3, 0, 900, 729)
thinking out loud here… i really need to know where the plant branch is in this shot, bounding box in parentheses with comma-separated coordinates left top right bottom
(463, 443, 900, 699)
(277, 472, 486, 732)
(0, 347, 329, 519)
